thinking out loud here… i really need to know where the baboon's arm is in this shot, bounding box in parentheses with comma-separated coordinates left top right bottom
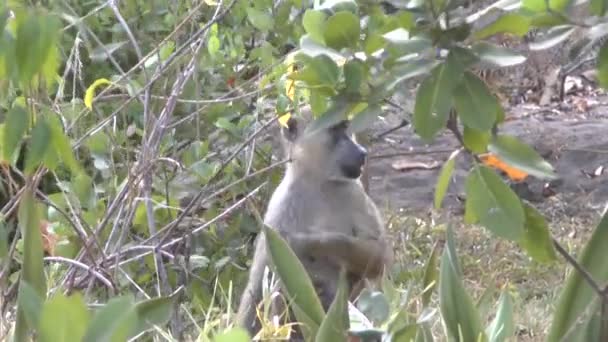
(290, 231, 391, 278)
(235, 234, 268, 332)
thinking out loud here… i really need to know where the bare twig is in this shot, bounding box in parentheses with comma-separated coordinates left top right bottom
(44, 256, 115, 292)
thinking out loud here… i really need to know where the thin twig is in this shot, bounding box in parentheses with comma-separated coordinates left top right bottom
(44, 256, 115, 292)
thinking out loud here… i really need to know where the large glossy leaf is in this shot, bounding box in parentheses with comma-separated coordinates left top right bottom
(316, 269, 349, 341)
(413, 54, 464, 141)
(14, 188, 47, 341)
(16, 281, 44, 330)
(473, 13, 531, 40)
(486, 291, 515, 342)
(15, 12, 61, 83)
(463, 126, 490, 154)
(304, 98, 351, 135)
(39, 293, 90, 342)
(83, 296, 138, 342)
(547, 211, 608, 341)
(348, 104, 381, 134)
(290, 54, 340, 95)
(439, 227, 486, 342)
(518, 203, 557, 263)
(246, 7, 274, 32)
(465, 165, 525, 241)
(488, 134, 557, 180)
(263, 225, 325, 333)
(453, 71, 500, 132)
(382, 59, 440, 93)
(434, 150, 460, 210)
(323, 11, 360, 50)
(46, 115, 81, 174)
(522, 0, 572, 12)
(2, 105, 28, 163)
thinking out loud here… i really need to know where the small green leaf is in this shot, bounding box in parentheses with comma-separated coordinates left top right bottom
(132, 291, 179, 336)
(465, 165, 525, 241)
(291, 54, 340, 95)
(14, 189, 47, 341)
(463, 126, 490, 154)
(528, 25, 576, 51)
(519, 203, 557, 263)
(2, 105, 28, 163)
(488, 134, 557, 180)
(486, 290, 515, 342)
(453, 71, 500, 132)
(25, 117, 52, 175)
(316, 269, 349, 341)
(17, 281, 44, 329)
(39, 293, 90, 342)
(434, 150, 459, 209)
(323, 11, 360, 50)
(303, 10, 327, 45)
(246, 7, 274, 32)
(213, 327, 251, 342)
(413, 55, 464, 141)
(421, 242, 441, 306)
(349, 104, 381, 134)
(472, 42, 527, 68)
(439, 226, 486, 342)
(473, 13, 531, 40)
(343, 59, 365, 95)
(263, 225, 325, 333)
(84, 296, 138, 342)
(47, 115, 81, 174)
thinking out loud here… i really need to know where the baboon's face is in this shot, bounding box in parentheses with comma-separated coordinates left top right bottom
(283, 117, 367, 180)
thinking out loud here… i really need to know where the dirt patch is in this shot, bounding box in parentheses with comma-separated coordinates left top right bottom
(367, 89, 608, 223)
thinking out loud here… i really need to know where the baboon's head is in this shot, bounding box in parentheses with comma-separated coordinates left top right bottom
(281, 112, 367, 181)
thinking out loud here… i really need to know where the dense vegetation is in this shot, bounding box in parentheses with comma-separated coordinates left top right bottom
(1, 0, 608, 341)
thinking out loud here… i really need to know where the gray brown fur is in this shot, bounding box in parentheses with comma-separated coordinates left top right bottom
(235, 109, 393, 338)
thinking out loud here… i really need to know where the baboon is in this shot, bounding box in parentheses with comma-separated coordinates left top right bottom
(236, 109, 393, 338)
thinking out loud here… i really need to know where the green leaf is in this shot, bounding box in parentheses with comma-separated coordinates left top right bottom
(303, 10, 327, 45)
(317, 0, 359, 14)
(304, 98, 351, 135)
(343, 59, 365, 95)
(528, 25, 576, 51)
(591, 0, 608, 15)
(246, 7, 274, 32)
(465, 165, 525, 241)
(356, 290, 390, 325)
(15, 13, 61, 83)
(39, 293, 90, 342)
(421, 242, 441, 306)
(0, 221, 7, 258)
(132, 291, 179, 336)
(547, 210, 608, 341)
(349, 104, 381, 134)
(316, 269, 349, 341)
(14, 188, 47, 341)
(486, 291, 515, 342)
(323, 11, 360, 50)
(24, 117, 51, 175)
(413, 55, 464, 141)
(463, 126, 490, 154)
(213, 327, 251, 342)
(263, 225, 325, 333)
(434, 150, 459, 209)
(472, 42, 527, 68)
(473, 13, 531, 40)
(519, 203, 557, 263)
(453, 71, 500, 132)
(383, 59, 440, 93)
(439, 226, 486, 342)
(47, 115, 81, 174)
(522, 0, 572, 12)
(597, 42, 608, 89)
(83, 296, 138, 342)
(17, 281, 44, 329)
(291, 54, 340, 95)
(2, 105, 28, 163)
(488, 134, 557, 180)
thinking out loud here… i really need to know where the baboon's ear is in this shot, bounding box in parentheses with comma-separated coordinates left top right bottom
(281, 116, 300, 142)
